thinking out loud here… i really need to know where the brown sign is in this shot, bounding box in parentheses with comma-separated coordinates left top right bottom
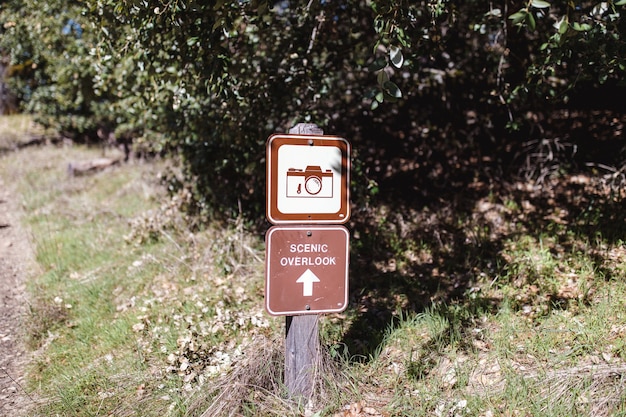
(266, 134, 350, 224)
(265, 225, 349, 316)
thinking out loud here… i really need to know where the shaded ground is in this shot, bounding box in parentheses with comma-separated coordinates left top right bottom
(343, 163, 626, 359)
(0, 172, 37, 416)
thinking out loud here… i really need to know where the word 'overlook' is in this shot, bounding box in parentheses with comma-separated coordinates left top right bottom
(280, 256, 337, 267)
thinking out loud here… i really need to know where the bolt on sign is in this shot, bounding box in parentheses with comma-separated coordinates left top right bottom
(265, 225, 349, 316)
(266, 134, 350, 224)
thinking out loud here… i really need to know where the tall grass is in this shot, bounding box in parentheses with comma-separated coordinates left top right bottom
(2, 120, 626, 416)
(0, 115, 48, 151)
(0, 139, 274, 416)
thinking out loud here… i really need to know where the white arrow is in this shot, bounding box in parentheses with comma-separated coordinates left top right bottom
(296, 269, 320, 297)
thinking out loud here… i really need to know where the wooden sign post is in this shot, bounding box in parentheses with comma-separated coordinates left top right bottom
(285, 314, 319, 398)
(264, 123, 351, 400)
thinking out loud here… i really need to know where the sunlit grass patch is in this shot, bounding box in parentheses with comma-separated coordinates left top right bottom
(496, 231, 600, 315)
(0, 114, 50, 151)
(0, 143, 273, 416)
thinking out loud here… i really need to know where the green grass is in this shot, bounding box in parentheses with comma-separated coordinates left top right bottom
(2, 118, 626, 416)
(0, 137, 273, 416)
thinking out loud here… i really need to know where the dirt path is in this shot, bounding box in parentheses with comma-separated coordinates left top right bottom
(0, 174, 36, 416)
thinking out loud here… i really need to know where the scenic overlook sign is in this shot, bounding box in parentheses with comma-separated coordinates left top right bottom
(266, 133, 350, 224)
(264, 225, 349, 316)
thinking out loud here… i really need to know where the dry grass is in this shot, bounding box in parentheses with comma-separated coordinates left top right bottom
(188, 335, 357, 417)
(24, 297, 71, 350)
(189, 336, 287, 417)
(529, 363, 626, 417)
(0, 115, 50, 152)
(467, 357, 626, 416)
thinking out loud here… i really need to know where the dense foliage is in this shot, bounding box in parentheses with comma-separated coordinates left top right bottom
(1, 0, 625, 220)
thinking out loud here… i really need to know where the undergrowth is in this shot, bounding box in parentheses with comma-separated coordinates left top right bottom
(1, 117, 625, 416)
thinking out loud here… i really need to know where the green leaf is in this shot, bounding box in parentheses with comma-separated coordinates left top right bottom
(367, 57, 387, 72)
(556, 16, 568, 34)
(382, 81, 402, 98)
(377, 70, 389, 85)
(531, 0, 550, 9)
(616, 0, 626, 5)
(573, 22, 592, 31)
(389, 46, 404, 68)
(527, 11, 536, 30)
(509, 10, 527, 25)
(396, 28, 409, 47)
(212, 19, 223, 31)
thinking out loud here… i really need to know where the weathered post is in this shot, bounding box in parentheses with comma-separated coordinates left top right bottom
(265, 122, 351, 401)
(288, 123, 324, 136)
(284, 314, 319, 398)
(284, 123, 322, 400)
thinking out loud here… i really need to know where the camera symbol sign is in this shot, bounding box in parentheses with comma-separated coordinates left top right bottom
(266, 134, 350, 224)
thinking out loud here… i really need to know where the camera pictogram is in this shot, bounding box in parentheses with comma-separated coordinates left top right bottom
(286, 165, 333, 198)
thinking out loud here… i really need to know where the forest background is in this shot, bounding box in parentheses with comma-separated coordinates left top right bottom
(1, 0, 625, 217)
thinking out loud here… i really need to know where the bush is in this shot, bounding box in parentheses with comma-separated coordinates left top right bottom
(1, 0, 625, 221)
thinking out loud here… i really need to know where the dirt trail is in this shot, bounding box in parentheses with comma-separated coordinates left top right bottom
(0, 173, 37, 416)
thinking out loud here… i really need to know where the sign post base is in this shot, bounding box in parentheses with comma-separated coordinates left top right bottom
(285, 315, 319, 399)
